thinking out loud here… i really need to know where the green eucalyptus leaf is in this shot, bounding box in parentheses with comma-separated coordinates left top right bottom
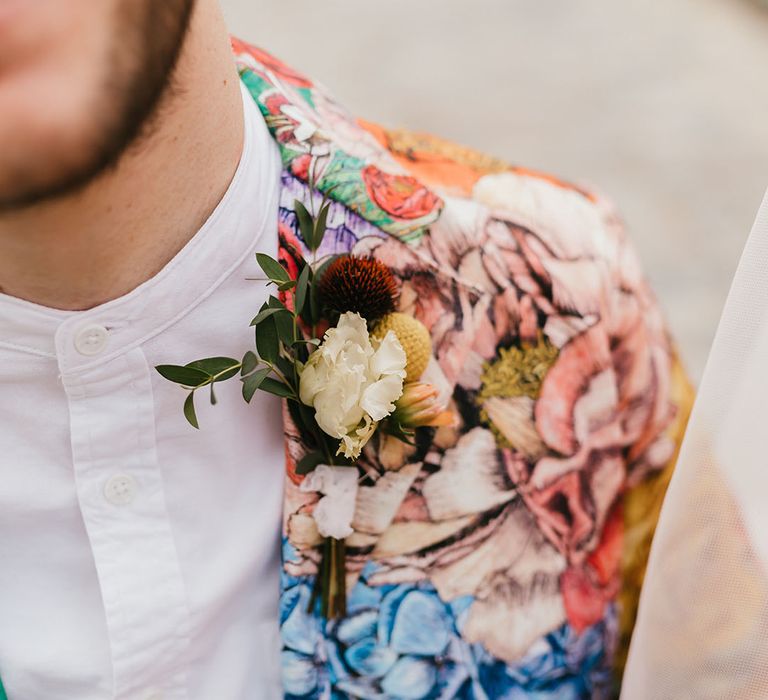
(256, 253, 290, 283)
(241, 350, 259, 376)
(312, 254, 340, 285)
(292, 338, 321, 348)
(297, 401, 317, 432)
(260, 377, 295, 398)
(277, 279, 296, 292)
(309, 254, 341, 323)
(294, 263, 311, 316)
(294, 200, 316, 250)
(313, 202, 331, 251)
(275, 311, 295, 348)
(241, 367, 271, 403)
(209, 384, 217, 406)
(185, 357, 237, 374)
(251, 309, 293, 341)
(187, 357, 240, 382)
(184, 392, 199, 429)
(249, 306, 287, 327)
(275, 355, 296, 386)
(267, 295, 288, 310)
(156, 364, 211, 387)
(309, 288, 321, 325)
(255, 316, 279, 364)
(215, 367, 240, 382)
(296, 451, 325, 475)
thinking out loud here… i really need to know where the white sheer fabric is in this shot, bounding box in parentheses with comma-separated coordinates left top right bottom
(623, 190, 768, 699)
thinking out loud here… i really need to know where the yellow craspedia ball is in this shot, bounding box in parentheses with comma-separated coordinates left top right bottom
(373, 312, 432, 382)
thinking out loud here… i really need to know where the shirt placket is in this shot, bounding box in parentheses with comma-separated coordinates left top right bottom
(58, 321, 191, 700)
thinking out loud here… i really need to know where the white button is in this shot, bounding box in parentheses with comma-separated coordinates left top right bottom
(103, 474, 137, 506)
(74, 323, 109, 356)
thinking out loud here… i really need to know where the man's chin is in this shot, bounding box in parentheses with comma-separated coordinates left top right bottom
(0, 88, 110, 210)
(0, 149, 111, 212)
(0, 0, 195, 212)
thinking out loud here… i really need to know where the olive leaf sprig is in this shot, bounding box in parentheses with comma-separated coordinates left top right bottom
(155, 194, 342, 473)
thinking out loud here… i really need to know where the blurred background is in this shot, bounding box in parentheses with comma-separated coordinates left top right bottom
(221, 0, 768, 382)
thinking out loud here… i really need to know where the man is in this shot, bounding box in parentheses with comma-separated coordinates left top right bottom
(0, 1, 692, 698)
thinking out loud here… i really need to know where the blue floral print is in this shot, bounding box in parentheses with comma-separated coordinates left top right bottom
(280, 542, 615, 700)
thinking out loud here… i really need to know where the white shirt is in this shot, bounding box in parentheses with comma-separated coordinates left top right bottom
(0, 84, 285, 700)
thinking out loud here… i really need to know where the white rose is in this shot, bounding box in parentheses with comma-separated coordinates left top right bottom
(299, 464, 359, 539)
(299, 312, 407, 459)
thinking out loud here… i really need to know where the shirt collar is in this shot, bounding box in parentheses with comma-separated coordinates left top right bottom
(0, 81, 281, 375)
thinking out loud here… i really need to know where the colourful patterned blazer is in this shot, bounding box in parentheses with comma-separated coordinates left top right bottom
(233, 39, 693, 700)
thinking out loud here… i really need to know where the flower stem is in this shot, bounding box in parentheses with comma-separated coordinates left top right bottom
(328, 538, 337, 618)
(263, 361, 296, 397)
(321, 537, 331, 619)
(309, 537, 348, 620)
(333, 538, 347, 617)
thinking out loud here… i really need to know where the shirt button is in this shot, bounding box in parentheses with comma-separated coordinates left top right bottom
(103, 474, 137, 506)
(74, 323, 109, 356)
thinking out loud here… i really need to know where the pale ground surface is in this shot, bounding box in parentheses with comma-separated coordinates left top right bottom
(221, 0, 768, 382)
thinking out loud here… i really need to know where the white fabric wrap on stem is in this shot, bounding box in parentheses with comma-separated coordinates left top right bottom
(299, 464, 359, 539)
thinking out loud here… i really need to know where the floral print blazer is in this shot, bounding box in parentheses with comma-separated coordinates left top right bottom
(232, 39, 693, 700)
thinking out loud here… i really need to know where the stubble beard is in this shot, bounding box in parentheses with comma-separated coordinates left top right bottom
(0, 0, 197, 211)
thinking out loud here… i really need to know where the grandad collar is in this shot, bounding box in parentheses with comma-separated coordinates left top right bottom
(0, 83, 280, 375)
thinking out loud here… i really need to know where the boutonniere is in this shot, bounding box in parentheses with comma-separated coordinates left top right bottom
(156, 194, 453, 619)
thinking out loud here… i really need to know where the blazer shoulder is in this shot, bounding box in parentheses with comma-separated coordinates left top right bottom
(231, 37, 623, 266)
(358, 120, 594, 204)
(355, 122, 634, 269)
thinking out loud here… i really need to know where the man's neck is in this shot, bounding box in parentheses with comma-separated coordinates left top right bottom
(0, 1, 245, 311)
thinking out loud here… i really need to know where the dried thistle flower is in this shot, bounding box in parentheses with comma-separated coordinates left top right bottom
(318, 256, 399, 322)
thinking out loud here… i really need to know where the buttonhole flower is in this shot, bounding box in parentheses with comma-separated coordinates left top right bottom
(299, 312, 407, 459)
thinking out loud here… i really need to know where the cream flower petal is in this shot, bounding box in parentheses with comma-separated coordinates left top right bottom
(335, 312, 373, 350)
(370, 330, 408, 378)
(299, 311, 409, 452)
(338, 416, 377, 459)
(361, 374, 405, 422)
(298, 353, 320, 406)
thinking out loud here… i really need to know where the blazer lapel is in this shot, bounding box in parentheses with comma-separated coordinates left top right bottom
(235, 40, 491, 580)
